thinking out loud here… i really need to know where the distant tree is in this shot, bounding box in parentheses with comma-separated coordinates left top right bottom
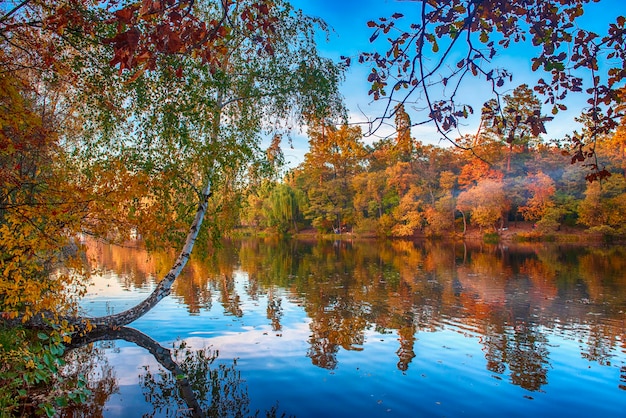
(425, 170, 457, 236)
(482, 85, 548, 173)
(457, 159, 503, 190)
(391, 185, 425, 237)
(578, 174, 626, 233)
(595, 87, 626, 175)
(394, 104, 414, 162)
(352, 170, 388, 219)
(457, 179, 509, 231)
(519, 172, 557, 222)
(264, 183, 305, 234)
(298, 124, 365, 232)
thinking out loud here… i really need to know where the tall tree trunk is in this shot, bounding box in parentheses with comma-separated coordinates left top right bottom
(460, 210, 467, 234)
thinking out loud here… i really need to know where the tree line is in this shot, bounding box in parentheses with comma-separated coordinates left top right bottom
(243, 84, 626, 239)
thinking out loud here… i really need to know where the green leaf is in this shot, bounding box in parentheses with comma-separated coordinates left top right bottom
(544, 61, 565, 72)
(37, 332, 49, 341)
(43, 353, 52, 367)
(49, 344, 64, 356)
(55, 397, 69, 407)
(42, 403, 56, 418)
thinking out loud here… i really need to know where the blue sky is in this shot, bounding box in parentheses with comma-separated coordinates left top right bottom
(283, 0, 626, 167)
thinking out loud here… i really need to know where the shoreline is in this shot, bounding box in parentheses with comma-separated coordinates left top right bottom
(250, 222, 623, 245)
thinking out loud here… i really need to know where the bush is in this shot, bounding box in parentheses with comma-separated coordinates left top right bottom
(588, 225, 620, 242)
(483, 232, 500, 243)
(512, 231, 544, 242)
(0, 327, 90, 417)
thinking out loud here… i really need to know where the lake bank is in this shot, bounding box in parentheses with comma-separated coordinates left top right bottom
(285, 221, 621, 245)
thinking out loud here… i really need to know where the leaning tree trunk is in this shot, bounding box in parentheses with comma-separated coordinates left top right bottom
(86, 182, 212, 330)
(2, 182, 212, 332)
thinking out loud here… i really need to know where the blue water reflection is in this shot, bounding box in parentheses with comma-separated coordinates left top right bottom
(70, 239, 626, 417)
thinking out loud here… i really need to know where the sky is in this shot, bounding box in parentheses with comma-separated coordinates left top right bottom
(281, 0, 626, 168)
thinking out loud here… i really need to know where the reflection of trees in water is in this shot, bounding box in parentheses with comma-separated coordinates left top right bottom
(84, 239, 169, 290)
(307, 300, 367, 370)
(139, 341, 249, 418)
(58, 343, 118, 417)
(217, 275, 243, 318)
(89, 238, 626, 392)
(480, 320, 550, 392)
(507, 322, 549, 391)
(62, 327, 288, 418)
(474, 311, 550, 391)
(300, 241, 455, 372)
(396, 321, 417, 372)
(581, 323, 622, 367)
(266, 292, 283, 332)
(237, 239, 626, 389)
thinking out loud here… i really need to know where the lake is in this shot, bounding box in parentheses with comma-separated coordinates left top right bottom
(63, 238, 626, 417)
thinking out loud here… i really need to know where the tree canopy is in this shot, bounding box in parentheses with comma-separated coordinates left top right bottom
(1, 0, 344, 413)
(1, 0, 344, 317)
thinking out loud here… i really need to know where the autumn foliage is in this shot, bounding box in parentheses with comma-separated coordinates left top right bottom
(1, 0, 346, 414)
(1, 0, 625, 414)
(353, 0, 625, 181)
(245, 85, 626, 239)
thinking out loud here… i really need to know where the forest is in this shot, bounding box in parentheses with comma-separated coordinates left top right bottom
(1, 0, 625, 415)
(242, 86, 626, 241)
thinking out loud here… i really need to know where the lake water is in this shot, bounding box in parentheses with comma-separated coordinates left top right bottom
(64, 238, 626, 417)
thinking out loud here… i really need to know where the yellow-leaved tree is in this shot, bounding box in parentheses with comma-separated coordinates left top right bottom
(1, 0, 344, 415)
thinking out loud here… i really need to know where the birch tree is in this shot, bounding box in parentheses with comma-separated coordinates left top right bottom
(1, 0, 344, 412)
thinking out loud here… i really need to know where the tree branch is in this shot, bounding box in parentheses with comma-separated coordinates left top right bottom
(0, 0, 31, 25)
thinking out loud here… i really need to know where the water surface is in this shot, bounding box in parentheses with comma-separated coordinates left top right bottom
(66, 238, 626, 417)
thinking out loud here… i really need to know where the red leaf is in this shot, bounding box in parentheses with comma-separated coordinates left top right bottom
(114, 7, 136, 24)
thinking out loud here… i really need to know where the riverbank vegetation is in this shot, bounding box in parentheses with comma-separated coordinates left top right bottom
(1, 0, 625, 416)
(240, 88, 626, 242)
